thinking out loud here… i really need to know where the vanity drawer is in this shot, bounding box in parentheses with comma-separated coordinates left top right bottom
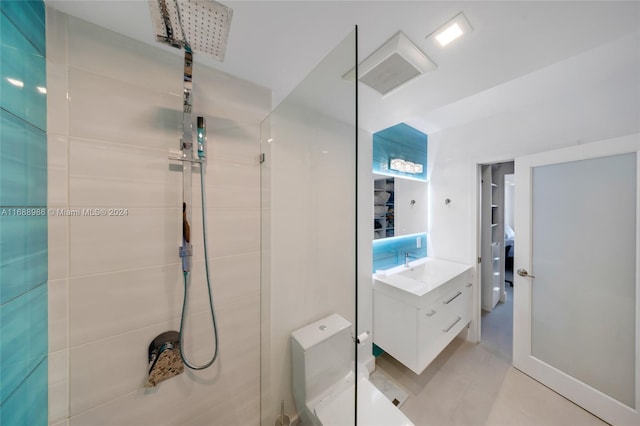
(440, 276, 473, 317)
(415, 278, 473, 371)
(417, 302, 451, 368)
(441, 285, 465, 311)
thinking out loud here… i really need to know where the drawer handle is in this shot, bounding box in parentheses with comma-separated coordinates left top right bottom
(466, 283, 472, 287)
(426, 309, 437, 317)
(443, 316, 462, 333)
(444, 291, 462, 304)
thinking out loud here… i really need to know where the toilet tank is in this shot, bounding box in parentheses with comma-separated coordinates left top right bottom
(291, 314, 353, 404)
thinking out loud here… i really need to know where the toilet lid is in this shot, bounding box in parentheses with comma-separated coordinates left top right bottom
(315, 377, 414, 426)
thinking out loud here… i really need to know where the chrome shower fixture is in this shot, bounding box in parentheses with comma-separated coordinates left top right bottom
(150, 0, 223, 374)
(148, 0, 233, 61)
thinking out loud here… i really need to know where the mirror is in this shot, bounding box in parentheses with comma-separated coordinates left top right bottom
(372, 124, 428, 240)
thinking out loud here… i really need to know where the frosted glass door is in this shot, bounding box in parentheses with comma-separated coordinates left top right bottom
(513, 139, 640, 425)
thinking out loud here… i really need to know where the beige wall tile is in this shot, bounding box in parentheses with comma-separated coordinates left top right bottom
(47, 6, 270, 424)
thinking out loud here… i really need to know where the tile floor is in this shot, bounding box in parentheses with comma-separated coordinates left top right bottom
(376, 285, 608, 426)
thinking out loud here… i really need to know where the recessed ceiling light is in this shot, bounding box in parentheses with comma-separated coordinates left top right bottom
(436, 23, 464, 46)
(428, 12, 473, 47)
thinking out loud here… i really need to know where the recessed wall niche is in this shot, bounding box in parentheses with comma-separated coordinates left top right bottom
(372, 123, 427, 181)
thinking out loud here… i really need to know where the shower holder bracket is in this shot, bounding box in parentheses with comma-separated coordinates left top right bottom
(179, 244, 192, 258)
(169, 154, 203, 164)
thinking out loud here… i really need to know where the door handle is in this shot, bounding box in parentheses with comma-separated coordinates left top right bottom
(517, 268, 536, 278)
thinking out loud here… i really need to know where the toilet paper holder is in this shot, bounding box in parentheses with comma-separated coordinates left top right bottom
(354, 331, 370, 344)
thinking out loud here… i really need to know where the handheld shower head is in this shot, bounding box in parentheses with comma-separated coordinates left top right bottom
(148, 0, 233, 61)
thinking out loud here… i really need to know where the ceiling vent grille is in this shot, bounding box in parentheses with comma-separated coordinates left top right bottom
(357, 32, 436, 96)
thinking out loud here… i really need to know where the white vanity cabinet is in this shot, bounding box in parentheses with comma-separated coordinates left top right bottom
(373, 262, 472, 375)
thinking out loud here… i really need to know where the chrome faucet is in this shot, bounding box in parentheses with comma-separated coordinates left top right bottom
(405, 252, 419, 267)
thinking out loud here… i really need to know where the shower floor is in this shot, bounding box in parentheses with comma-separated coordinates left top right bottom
(369, 369, 409, 408)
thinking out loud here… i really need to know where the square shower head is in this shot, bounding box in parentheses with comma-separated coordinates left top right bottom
(148, 0, 233, 61)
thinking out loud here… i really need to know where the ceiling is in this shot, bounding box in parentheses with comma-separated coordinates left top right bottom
(45, 1, 640, 135)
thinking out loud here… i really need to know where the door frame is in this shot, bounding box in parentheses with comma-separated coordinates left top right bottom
(472, 157, 516, 343)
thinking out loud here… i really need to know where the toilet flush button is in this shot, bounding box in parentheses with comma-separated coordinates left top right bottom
(319, 325, 327, 331)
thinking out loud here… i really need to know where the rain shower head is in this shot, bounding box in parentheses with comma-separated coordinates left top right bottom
(148, 0, 233, 61)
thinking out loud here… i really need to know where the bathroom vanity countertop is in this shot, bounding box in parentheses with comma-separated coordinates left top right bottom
(373, 257, 471, 298)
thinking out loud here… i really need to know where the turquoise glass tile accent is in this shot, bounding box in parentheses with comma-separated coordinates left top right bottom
(0, 12, 47, 131)
(0, 1, 46, 55)
(373, 123, 427, 181)
(0, 110, 47, 207)
(0, 115, 48, 305)
(0, 215, 29, 304)
(0, 291, 30, 404)
(0, 284, 47, 405)
(372, 232, 427, 272)
(372, 343, 385, 357)
(28, 281, 48, 362)
(0, 111, 27, 207)
(26, 214, 48, 291)
(0, 357, 47, 426)
(0, 1, 47, 423)
(26, 358, 49, 426)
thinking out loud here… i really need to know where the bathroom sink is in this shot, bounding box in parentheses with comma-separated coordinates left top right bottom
(374, 257, 471, 299)
(373, 257, 474, 374)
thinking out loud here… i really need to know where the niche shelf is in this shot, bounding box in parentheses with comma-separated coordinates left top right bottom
(374, 177, 395, 239)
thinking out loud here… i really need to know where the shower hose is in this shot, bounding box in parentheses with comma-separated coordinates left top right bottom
(179, 162, 219, 370)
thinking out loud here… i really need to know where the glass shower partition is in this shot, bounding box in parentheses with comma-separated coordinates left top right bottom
(260, 29, 357, 425)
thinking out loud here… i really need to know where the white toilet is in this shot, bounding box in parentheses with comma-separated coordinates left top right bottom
(291, 314, 414, 426)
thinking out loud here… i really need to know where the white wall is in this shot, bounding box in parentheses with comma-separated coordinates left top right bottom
(428, 35, 639, 345)
(428, 32, 640, 267)
(504, 174, 515, 231)
(46, 9, 270, 425)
